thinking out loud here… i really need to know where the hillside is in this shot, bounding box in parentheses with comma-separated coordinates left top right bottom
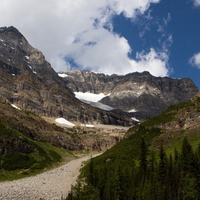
(0, 98, 127, 180)
(0, 99, 78, 180)
(66, 92, 200, 199)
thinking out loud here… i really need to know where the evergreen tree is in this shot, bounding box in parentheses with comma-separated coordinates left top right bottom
(115, 166, 126, 200)
(158, 143, 167, 185)
(66, 135, 200, 200)
(139, 137, 148, 179)
(88, 156, 96, 187)
(181, 137, 193, 174)
(147, 151, 157, 200)
(158, 143, 168, 200)
(195, 143, 200, 199)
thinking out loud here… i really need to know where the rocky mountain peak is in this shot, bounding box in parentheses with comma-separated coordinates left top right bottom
(0, 26, 24, 38)
(0, 26, 133, 126)
(60, 70, 199, 121)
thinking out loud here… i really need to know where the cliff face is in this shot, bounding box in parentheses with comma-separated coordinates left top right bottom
(0, 26, 133, 126)
(61, 70, 199, 120)
(0, 99, 121, 154)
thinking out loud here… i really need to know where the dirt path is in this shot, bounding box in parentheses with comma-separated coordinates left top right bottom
(0, 154, 97, 200)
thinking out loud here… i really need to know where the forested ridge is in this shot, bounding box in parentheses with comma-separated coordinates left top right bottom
(66, 97, 200, 200)
(66, 137, 200, 200)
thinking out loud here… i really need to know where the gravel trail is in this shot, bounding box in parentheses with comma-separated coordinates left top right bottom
(0, 155, 95, 200)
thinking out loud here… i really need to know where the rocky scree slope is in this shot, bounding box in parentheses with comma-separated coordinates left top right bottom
(0, 26, 132, 126)
(0, 99, 119, 157)
(60, 70, 198, 120)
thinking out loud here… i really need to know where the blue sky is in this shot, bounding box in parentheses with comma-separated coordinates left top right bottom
(0, 0, 200, 89)
(112, 0, 200, 88)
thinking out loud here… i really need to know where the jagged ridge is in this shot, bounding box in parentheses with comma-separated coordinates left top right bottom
(0, 26, 133, 126)
(60, 70, 199, 120)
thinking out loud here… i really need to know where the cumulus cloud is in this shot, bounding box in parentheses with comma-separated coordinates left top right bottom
(189, 52, 200, 69)
(0, 0, 171, 77)
(193, 0, 200, 7)
(130, 48, 169, 77)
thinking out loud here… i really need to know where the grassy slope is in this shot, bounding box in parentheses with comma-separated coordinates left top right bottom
(0, 99, 80, 181)
(82, 96, 200, 178)
(0, 120, 75, 181)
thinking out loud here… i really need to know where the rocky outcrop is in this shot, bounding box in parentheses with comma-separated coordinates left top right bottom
(60, 70, 199, 120)
(0, 99, 121, 153)
(157, 93, 200, 132)
(63, 70, 121, 94)
(0, 26, 133, 126)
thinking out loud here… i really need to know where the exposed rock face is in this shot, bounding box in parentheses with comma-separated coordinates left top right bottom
(0, 26, 133, 126)
(158, 92, 200, 132)
(0, 99, 121, 153)
(60, 70, 199, 120)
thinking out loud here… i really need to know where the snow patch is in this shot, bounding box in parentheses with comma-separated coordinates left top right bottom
(140, 86, 144, 89)
(128, 109, 137, 113)
(0, 39, 3, 42)
(58, 73, 68, 78)
(25, 56, 29, 60)
(81, 124, 95, 128)
(28, 65, 37, 74)
(55, 118, 75, 127)
(80, 99, 113, 111)
(86, 124, 95, 128)
(28, 65, 32, 70)
(132, 117, 140, 122)
(74, 92, 112, 110)
(11, 104, 21, 110)
(74, 92, 110, 102)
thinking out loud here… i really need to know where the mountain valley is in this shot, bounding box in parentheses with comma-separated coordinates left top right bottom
(67, 92, 200, 199)
(0, 26, 200, 193)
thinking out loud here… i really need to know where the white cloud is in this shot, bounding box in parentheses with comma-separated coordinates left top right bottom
(0, 0, 170, 77)
(189, 52, 200, 69)
(130, 48, 169, 77)
(193, 0, 200, 7)
(164, 13, 171, 25)
(110, 0, 160, 18)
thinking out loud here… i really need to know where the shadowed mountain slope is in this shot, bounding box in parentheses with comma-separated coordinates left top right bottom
(0, 26, 133, 126)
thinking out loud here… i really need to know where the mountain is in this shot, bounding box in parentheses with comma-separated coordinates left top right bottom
(0, 26, 133, 179)
(0, 25, 199, 183)
(1, 26, 197, 125)
(0, 97, 125, 180)
(0, 26, 133, 126)
(66, 92, 200, 199)
(58, 70, 199, 120)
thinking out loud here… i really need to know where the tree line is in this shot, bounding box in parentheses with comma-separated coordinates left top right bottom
(66, 137, 200, 200)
